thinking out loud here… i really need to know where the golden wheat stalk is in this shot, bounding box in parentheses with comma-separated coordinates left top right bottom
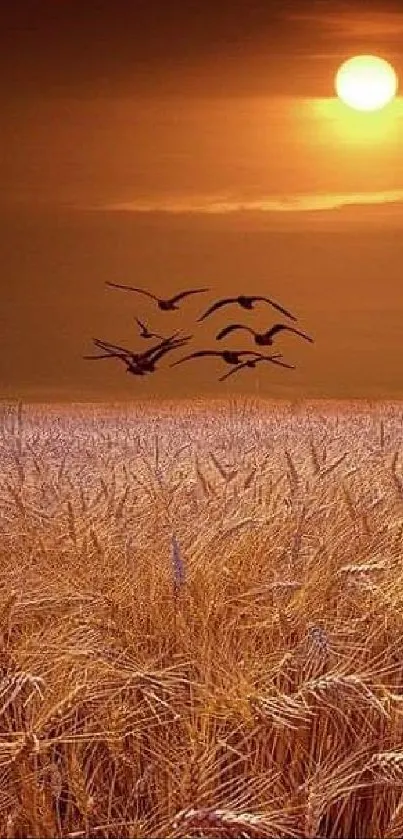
(297, 673, 388, 716)
(309, 437, 321, 475)
(385, 795, 403, 838)
(285, 450, 299, 487)
(115, 486, 129, 519)
(243, 467, 257, 490)
(304, 789, 323, 839)
(173, 806, 298, 838)
(0, 591, 18, 632)
(250, 692, 312, 730)
(209, 451, 228, 481)
(194, 455, 211, 497)
(368, 751, 403, 783)
(5, 482, 26, 517)
(268, 581, 301, 591)
(11, 732, 40, 766)
(0, 672, 43, 720)
(338, 560, 387, 575)
(319, 451, 347, 479)
(66, 500, 77, 545)
(341, 483, 356, 520)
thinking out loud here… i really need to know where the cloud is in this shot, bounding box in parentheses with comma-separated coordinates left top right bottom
(289, 6, 403, 39)
(97, 190, 403, 215)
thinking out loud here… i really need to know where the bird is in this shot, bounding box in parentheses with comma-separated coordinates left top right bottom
(216, 322, 313, 346)
(135, 317, 163, 340)
(83, 333, 188, 364)
(119, 339, 191, 376)
(84, 335, 191, 376)
(138, 339, 191, 373)
(197, 295, 297, 323)
(83, 347, 148, 374)
(106, 282, 209, 310)
(219, 354, 296, 382)
(170, 349, 261, 369)
(123, 361, 149, 377)
(89, 332, 183, 361)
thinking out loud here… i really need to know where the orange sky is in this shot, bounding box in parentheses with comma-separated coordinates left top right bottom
(1, 1, 403, 400)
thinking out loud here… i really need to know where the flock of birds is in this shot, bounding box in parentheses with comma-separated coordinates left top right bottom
(84, 283, 314, 383)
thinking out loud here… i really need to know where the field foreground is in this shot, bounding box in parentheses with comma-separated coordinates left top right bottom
(1, 398, 403, 838)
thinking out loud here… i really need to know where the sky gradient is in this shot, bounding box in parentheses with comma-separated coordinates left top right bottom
(1, 0, 403, 400)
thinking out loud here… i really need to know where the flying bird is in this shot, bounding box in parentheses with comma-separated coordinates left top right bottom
(138, 339, 191, 373)
(216, 322, 313, 346)
(84, 333, 188, 363)
(219, 354, 296, 382)
(170, 349, 261, 368)
(197, 295, 297, 323)
(123, 361, 149, 377)
(90, 332, 183, 361)
(84, 335, 191, 376)
(83, 347, 149, 374)
(135, 317, 163, 340)
(106, 282, 209, 310)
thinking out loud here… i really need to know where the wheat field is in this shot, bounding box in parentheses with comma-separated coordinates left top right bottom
(1, 397, 403, 838)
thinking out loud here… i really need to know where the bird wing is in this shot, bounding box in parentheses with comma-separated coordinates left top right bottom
(170, 287, 209, 304)
(139, 333, 183, 360)
(145, 332, 164, 340)
(258, 355, 296, 369)
(127, 363, 147, 375)
(171, 350, 219, 367)
(106, 282, 158, 301)
(197, 298, 235, 322)
(83, 353, 121, 360)
(216, 324, 247, 340)
(271, 358, 296, 369)
(93, 338, 134, 357)
(252, 298, 297, 321)
(289, 327, 314, 342)
(265, 323, 286, 339)
(152, 335, 191, 356)
(219, 363, 247, 382)
(149, 341, 190, 364)
(267, 323, 313, 341)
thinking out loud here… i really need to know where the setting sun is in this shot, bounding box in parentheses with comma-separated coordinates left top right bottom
(335, 55, 398, 111)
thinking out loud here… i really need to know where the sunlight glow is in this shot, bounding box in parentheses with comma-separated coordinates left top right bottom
(336, 55, 398, 112)
(314, 95, 403, 145)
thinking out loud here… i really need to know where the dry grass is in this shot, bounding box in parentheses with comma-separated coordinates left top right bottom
(1, 397, 403, 837)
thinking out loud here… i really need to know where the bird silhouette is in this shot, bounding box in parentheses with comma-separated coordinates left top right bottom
(89, 332, 183, 361)
(123, 361, 149, 377)
(83, 347, 149, 374)
(216, 322, 313, 345)
(135, 317, 163, 340)
(197, 295, 297, 323)
(84, 335, 190, 376)
(106, 282, 209, 310)
(138, 340, 191, 372)
(219, 354, 296, 382)
(170, 349, 261, 368)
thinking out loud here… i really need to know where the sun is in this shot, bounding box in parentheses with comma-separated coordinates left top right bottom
(335, 55, 398, 112)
